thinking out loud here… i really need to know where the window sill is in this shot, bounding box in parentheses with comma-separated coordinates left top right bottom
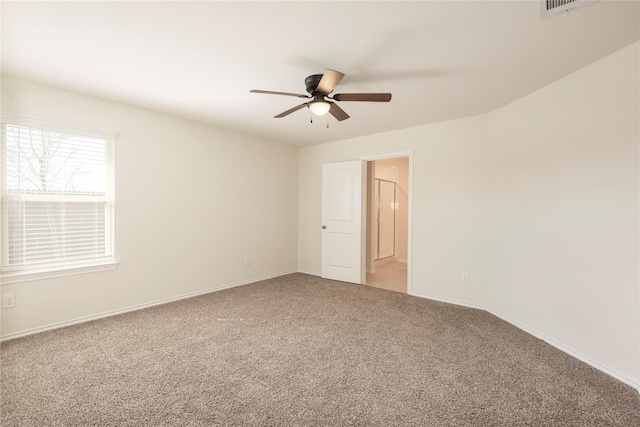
(1, 260, 119, 285)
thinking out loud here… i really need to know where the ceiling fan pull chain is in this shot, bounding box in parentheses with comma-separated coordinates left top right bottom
(326, 116, 329, 128)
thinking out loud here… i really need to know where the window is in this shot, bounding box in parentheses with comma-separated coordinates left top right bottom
(1, 113, 117, 283)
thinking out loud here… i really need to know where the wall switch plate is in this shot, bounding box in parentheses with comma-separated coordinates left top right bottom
(2, 293, 16, 308)
(461, 273, 469, 284)
(244, 258, 251, 267)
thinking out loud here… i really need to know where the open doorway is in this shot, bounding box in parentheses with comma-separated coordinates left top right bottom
(365, 157, 409, 293)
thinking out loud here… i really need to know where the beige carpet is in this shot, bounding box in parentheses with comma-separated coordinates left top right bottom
(2, 273, 639, 426)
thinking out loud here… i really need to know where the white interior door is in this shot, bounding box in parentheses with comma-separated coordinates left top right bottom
(321, 160, 365, 284)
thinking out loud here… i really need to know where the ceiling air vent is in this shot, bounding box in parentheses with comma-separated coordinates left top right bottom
(542, 0, 596, 18)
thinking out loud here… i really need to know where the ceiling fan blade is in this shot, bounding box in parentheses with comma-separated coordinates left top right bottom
(329, 102, 350, 121)
(274, 102, 309, 118)
(333, 93, 392, 102)
(251, 90, 309, 98)
(316, 69, 345, 95)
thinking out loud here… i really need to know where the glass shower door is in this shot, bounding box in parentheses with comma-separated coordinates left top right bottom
(376, 179, 396, 260)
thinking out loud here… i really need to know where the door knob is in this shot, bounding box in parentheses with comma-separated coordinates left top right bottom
(322, 225, 327, 229)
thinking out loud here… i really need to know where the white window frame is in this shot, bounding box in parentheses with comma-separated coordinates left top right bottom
(0, 113, 118, 284)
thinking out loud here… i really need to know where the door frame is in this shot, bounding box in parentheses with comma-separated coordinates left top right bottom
(362, 151, 413, 294)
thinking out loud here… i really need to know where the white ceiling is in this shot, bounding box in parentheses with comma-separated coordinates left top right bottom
(1, 1, 638, 147)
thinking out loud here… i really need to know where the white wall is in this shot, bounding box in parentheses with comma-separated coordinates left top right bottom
(1, 75, 299, 337)
(298, 114, 489, 302)
(483, 40, 639, 384)
(298, 42, 639, 385)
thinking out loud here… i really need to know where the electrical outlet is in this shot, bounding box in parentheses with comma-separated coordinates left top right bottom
(2, 293, 16, 308)
(461, 273, 469, 284)
(244, 258, 251, 267)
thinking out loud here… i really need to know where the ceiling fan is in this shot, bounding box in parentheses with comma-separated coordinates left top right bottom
(250, 69, 391, 122)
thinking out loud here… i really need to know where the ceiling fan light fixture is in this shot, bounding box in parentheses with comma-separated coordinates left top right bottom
(308, 100, 331, 116)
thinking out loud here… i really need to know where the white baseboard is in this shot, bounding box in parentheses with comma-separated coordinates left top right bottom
(0, 270, 297, 342)
(374, 256, 397, 267)
(12, 272, 634, 392)
(410, 290, 638, 391)
(297, 269, 320, 276)
(410, 291, 485, 311)
(486, 306, 638, 391)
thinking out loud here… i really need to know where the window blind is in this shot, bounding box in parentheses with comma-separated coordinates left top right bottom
(1, 113, 116, 273)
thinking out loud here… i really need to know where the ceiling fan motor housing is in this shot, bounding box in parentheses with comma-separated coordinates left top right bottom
(305, 74, 324, 95)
